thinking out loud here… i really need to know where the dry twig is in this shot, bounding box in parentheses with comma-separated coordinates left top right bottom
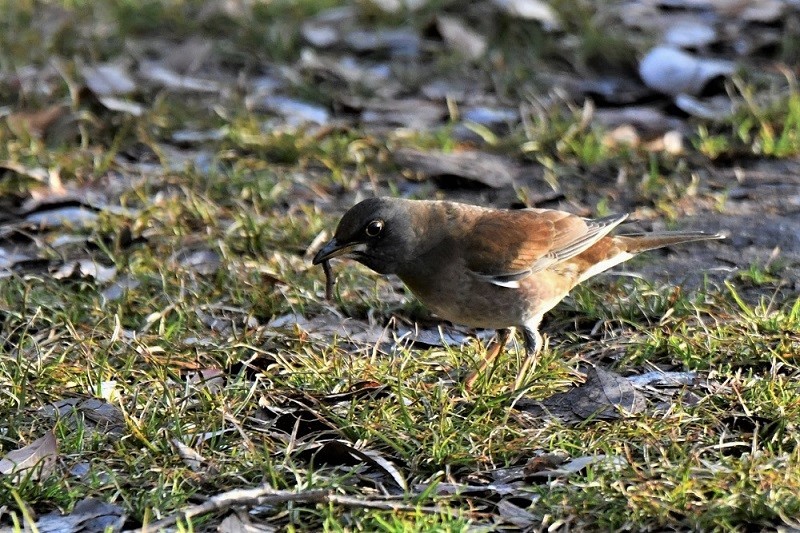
(130, 484, 460, 532)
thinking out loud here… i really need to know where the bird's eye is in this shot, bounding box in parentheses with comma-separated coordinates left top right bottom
(365, 219, 384, 237)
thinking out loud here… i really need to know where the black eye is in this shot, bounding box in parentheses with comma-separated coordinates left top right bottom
(365, 219, 384, 237)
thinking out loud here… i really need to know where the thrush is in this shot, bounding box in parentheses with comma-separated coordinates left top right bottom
(313, 197, 723, 388)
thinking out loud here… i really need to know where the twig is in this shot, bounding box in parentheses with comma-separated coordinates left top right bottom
(128, 484, 459, 532)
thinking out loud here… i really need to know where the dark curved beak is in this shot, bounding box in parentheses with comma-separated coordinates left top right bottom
(312, 238, 366, 264)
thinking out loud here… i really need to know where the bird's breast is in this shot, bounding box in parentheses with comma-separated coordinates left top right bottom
(397, 260, 572, 330)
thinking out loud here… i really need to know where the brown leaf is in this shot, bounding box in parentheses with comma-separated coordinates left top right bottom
(0, 429, 58, 481)
(393, 148, 517, 189)
(516, 366, 646, 422)
(6, 104, 69, 138)
(172, 439, 218, 474)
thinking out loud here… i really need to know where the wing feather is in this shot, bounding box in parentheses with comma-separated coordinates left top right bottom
(465, 209, 628, 287)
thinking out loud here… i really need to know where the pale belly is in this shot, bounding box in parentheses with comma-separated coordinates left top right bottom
(399, 269, 572, 330)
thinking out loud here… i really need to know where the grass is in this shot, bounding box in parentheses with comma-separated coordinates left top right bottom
(1, 0, 800, 531)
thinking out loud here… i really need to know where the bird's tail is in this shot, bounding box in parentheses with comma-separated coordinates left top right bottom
(616, 231, 724, 254)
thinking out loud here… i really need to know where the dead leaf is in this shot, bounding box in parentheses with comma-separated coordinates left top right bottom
(347, 97, 448, 129)
(740, 0, 785, 22)
(367, 0, 427, 13)
(268, 312, 389, 347)
(344, 28, 421, 56)
(81, 64, 136, 96)
(172, 439, 216, 473)
(172, 247, 222, 275)
(436, 15, 487, 61)
(0, 430, 58, 481)
(138, 61, 221, 93)
(96, 96, 145, 116)
(298, 440, 407, 490)
(664, 21, 718, 48)
(246, 95, 330, 127)
(24, 205, 99, 230)
(52, 260, 117, 283)
(162, 38, 213, 74)
(186, 368, 226, 395)
(41, 398, 125, 434)
(525, 454, 628, 479)
(493, 0, 561, 30)
(0, 161, 49, 182)
(218, 512, 278, 532)
(462, 106, 518, 127)
(300, 6, 355, 48)
(516, 366, 646, 422)
(35, 497, 125, 533)
(639, 46, 734, 97)
(674, 93, 734, 120)
(101, 275, 142, 302)
(311, 381, 389, 404)
(393, 148, 517, 188)
(5, 104, 69, 138)
(495, 498, 537, 528)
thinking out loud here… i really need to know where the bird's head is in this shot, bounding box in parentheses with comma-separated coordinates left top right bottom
(312, 197, 418, 275)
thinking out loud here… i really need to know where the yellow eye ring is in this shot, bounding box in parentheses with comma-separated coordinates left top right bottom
(365, 219, 384, 237)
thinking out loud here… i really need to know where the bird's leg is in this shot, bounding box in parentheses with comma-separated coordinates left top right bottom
(465, 328, 513, 390)
(513, 319, 543, 391)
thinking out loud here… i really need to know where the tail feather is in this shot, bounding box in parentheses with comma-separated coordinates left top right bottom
(616, 231, 724, 254)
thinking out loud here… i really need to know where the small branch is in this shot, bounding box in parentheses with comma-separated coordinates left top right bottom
(129, 484, 459, 532)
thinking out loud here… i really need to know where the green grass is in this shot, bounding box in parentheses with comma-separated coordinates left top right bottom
(1, 0, 800, 531)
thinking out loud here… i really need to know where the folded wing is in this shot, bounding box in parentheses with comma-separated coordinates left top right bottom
(465, 209, 628, 288)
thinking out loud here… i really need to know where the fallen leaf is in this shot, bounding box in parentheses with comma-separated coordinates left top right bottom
(52, 260, 117, 283)
(526, 454, 628, 479)
(493, 0, 561, 30)
(436, 15, 487, 61)
(298, 439, 407, 491)
(344, 28, 421, 57)
(218, 512, 277, 533)
(172, 439, 214, 473)
(138, 61, 221, 93)
(246, 95, 330, 126)
(639, 46, 734, 97)
(496, 498, 537, 528)
(96, 96, 145, 116)
(516, 366, 646, 422)
(664, 21, 718, 48)
(393, 148, 517, 189)
(35, 497, 125, 533)
(41, 398, 125, 434)
(348, 97, 448, 129)
(0, 430, 58, 481)
(81, 63, 136, 96)
(5, 104, 69, 138)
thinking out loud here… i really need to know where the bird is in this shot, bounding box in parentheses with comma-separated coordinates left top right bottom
(313, 197, 723, 389)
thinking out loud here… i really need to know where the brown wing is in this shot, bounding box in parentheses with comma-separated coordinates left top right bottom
(464, 209, 628, 285)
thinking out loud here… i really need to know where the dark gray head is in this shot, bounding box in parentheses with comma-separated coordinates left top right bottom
(312, 197, 418, 274)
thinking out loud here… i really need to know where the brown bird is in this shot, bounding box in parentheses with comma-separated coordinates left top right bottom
(313, 197, 723, 388)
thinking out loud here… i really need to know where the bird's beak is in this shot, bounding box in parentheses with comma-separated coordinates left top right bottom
(312, 238, 367, 264)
